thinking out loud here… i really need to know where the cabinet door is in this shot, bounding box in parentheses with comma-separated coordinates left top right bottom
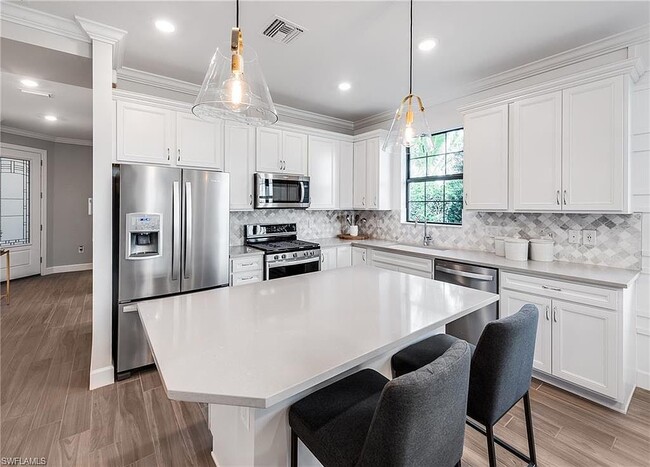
(309, 136, 339, 209)
(336, 246, 352, 268)
(117, 101, 173, 165)
(562, 76, 625, 211)
(551, 300, 618, 398)
(500, 289, 552, 374)
(339, 141, 354, 209)
(283, 131, 308, 175)
(511, 92, 562, 211)
(320, 248, 337, 271)
(352, 247, 366, 265)
(225, 123, 255, 210)
(176, 113, 224, 169)
(353, 141, 367, 209)
(366, 138, 380, 209)
(463, 104, 509, 210)
(256, 127, 282, 173)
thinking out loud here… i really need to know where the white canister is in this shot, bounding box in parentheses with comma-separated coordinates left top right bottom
(494, 236, 506, 257)
(529, 238, 554, 262)
(504, 238, 529, 261)
(348, 225, 359, 237)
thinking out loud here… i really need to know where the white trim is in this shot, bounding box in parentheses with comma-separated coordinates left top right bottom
(1, 126, 93, 147)
(42, 262, 92, 275)
(637, 370, 650, 391)
(0, 2, 89, 43)
(89, 365, 114, 390)
(75, 16, 127, 67)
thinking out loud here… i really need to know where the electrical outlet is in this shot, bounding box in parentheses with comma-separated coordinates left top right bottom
(582, 230, 597, 247)
(568, 230, 581, 244)
(78, 245, 85, 253)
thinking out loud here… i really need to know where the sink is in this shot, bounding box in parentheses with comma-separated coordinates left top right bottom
(391, 244, 448, 256)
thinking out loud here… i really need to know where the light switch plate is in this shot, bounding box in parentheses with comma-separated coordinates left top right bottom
(568, 230, 581, 244)
(583, 230, 597, 247)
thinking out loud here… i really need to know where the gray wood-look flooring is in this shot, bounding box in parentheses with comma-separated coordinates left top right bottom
(1, 271, 648, 466)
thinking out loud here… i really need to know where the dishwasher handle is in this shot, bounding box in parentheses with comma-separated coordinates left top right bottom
(435, 265, 494, 281)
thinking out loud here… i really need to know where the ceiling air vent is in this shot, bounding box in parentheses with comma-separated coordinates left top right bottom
(262, 16, 305, 45)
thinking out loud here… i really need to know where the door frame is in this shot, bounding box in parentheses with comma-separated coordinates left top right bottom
(0, 142, 48, 276)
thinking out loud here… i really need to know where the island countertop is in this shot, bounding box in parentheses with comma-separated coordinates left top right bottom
(138, 266, 498, 409)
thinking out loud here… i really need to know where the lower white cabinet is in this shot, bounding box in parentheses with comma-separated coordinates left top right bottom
(230, 255, 264, 286)
(321, 246, 352, 271)
(352, 247, 367, 266)
(370, 250, 433, 278)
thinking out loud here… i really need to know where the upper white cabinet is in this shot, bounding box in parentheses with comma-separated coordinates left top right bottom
(353, 135, 392, 210)
(176, 113, 224, 170)
(224, 123, 256, 211)
(339, 141, 354, 210)
(463, 104, 509, 210)
(309, 136, 339, 209)
(117, 101, 174, 165)
(562, 76, 626, 211)
(511, 92, 562, 211)
(256, 127, 308, 175)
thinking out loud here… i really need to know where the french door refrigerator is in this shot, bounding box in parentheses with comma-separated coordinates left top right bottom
(112, 164, 229, 379)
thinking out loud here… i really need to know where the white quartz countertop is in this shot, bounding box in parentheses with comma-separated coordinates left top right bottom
(229, 245, 264, 258)
(349, 241, 639, 289)
(138, 266, 498, 408)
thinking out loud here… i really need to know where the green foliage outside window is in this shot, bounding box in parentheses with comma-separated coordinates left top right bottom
(406, 128, 463, 225)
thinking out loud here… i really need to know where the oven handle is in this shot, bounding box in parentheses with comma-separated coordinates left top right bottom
(267, 256, 321, 268)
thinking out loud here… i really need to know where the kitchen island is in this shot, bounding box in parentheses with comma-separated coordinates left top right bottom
(139, 266, 499, 466)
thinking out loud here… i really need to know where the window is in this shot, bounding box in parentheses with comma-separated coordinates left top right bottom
(0, 157, 31, 246)
(406, 128, 463, 225)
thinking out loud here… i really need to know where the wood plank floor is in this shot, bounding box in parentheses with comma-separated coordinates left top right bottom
(1, 272, 649, 466)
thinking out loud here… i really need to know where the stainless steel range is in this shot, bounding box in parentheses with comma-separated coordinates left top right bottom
(245, 223, 320, 280)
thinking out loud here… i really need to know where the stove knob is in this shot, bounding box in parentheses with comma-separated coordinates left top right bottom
(281, 254, 286, 259)
(274, 255, 279, 260)
(292, 252, 297, 258)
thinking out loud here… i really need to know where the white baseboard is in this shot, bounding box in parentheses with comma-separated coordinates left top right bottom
(637, 370, 650, 390)
(90, 365, 114, 390)
(42, 262, 92, 275)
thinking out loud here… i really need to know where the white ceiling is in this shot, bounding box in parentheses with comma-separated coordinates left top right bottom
(17, 1, 650, 121)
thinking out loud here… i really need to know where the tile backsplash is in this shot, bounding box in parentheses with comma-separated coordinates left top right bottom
(230, 209, 642, 270)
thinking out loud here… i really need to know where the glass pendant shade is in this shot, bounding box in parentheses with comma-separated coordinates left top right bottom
(383, 94, 434, 154)
(192, 31, 278, 126)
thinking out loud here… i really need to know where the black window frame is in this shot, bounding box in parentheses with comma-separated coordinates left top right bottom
(405, 127, 464, 225)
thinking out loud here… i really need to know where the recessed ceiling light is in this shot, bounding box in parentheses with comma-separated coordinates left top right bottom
(338, 82, 352, 91)
(21, 79, 39, 88)
(418, 38, 437, 52)
(155, 19, 175, 33)
(44, 115, 58, 122)
(21, 89, 53, 98)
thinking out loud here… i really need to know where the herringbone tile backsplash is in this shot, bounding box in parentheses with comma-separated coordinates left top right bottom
(230, 210, 642, 270)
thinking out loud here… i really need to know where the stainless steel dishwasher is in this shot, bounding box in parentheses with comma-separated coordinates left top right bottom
(434, 259, 498, 345)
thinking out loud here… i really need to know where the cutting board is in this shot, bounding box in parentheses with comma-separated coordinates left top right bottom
(337, 233, 370, 240)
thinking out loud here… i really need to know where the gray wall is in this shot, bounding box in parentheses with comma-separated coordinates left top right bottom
(1, 132, 93, 267)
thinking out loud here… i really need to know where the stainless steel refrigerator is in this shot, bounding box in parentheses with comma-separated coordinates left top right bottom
(112, 164, 229, 379)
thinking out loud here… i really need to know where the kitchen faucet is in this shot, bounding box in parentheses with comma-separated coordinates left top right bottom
(414, 218, 433, 246)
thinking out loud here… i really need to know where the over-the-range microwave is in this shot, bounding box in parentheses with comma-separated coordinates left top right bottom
(254, 173, 310, 209)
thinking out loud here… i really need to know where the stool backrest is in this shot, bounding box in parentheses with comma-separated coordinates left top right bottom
(357, 341, 471, 467)
(468, 304, 539, 426)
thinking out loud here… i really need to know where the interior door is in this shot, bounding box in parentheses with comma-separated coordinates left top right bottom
(0, 144, 43, 279)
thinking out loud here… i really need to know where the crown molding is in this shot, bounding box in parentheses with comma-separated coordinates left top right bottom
(0, 1, 89, 42)
(75, 15, 127, 68)
(0, 125, 93, 147)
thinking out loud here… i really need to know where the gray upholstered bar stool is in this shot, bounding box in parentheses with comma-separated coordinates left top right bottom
(391, 305, 539, 467)
(288, 341, 471, 467)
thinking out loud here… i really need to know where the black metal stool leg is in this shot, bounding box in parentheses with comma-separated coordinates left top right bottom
(486, 424, 497, 467)
(523, 391, 537, 466)
(291, 429, 298, 467)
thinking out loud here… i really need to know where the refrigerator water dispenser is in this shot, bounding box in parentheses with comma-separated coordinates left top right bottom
(126, 213, 162, 259)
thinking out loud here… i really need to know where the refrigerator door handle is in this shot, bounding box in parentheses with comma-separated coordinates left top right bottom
(184, 181, 193, 279)
(172, 181, 181, 281)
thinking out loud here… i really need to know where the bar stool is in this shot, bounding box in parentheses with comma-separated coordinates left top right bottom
(0, 249, 9, 306)
(392, 305, 539, 467)
(288, 341, 471, 467)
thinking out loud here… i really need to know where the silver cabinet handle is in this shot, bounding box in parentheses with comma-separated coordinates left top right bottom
(171, 181, 181, 281)
(321, 254, 325, 264)
(563, 190, 567, 205)
(542, 285, 562, 292)
(241, 276, 255, 281)
(374, 196, 377, 206)
(545, 305, 550, 321)
(435, 265, 494, 281)
(556, 190, 560, 205)
(362, 251, 366, 261)
(240, 262, 255, 267)
(362, 196, 366, 206)
(184, 181, 192, 279)
(464, 193, 468, 206)
(249, 194, 253, 206)
(177, 148, 181, 162)
(167, 148, 170, 161)
(553, 306, 558, 323)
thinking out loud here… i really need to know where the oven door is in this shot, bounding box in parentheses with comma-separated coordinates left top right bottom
(255, 173, 310, 208)
(266, 256, 320, 280)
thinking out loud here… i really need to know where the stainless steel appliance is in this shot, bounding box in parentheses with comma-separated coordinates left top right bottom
(254, 173, 310, 209)
(434, 259, 498, 345)
(112, 164, 229, 379)
(245, 223, 320, 279)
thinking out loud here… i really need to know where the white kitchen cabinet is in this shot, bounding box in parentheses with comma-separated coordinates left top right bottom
(336, 245, 352, 268)
(562, 76, 626, 211)
(353, 136, 392, 210)
(283, 131, 308, 174)
(370, 250, 433, 278)
(256, 128, 308, 175)
(230, 254, 264, 287)
(309, 136, 339, 209)
(352, 247, 367, 266)
(552, 299, 618, 398)
(320, 247, 337, 271)
(321, 245, 352, 271)
(511, 92, 562, 211)
(463, 104, 509, 210)
(353, 141, 367, 208)
(500, 289, 553, 374)
(116, 101, 174, 165)
(339, 141, 354, 209)
(224, 123, 256, 211)
(176, 112, 224, 170)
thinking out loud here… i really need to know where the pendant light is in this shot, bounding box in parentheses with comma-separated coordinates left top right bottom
(383, 0, 433, 153)
(192, 0, 278, 125)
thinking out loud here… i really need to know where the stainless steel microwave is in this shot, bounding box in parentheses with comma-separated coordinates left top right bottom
(254, 173, 310, 209)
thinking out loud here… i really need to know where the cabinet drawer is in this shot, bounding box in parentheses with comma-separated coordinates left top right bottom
(371, 250, 433, 273)
(231, 256, 263, 273)
(231, 271, 263, 286)
(501, 272, 618, 310)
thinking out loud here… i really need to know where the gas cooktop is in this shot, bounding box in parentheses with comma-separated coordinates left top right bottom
(248, 239, 320, 254)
